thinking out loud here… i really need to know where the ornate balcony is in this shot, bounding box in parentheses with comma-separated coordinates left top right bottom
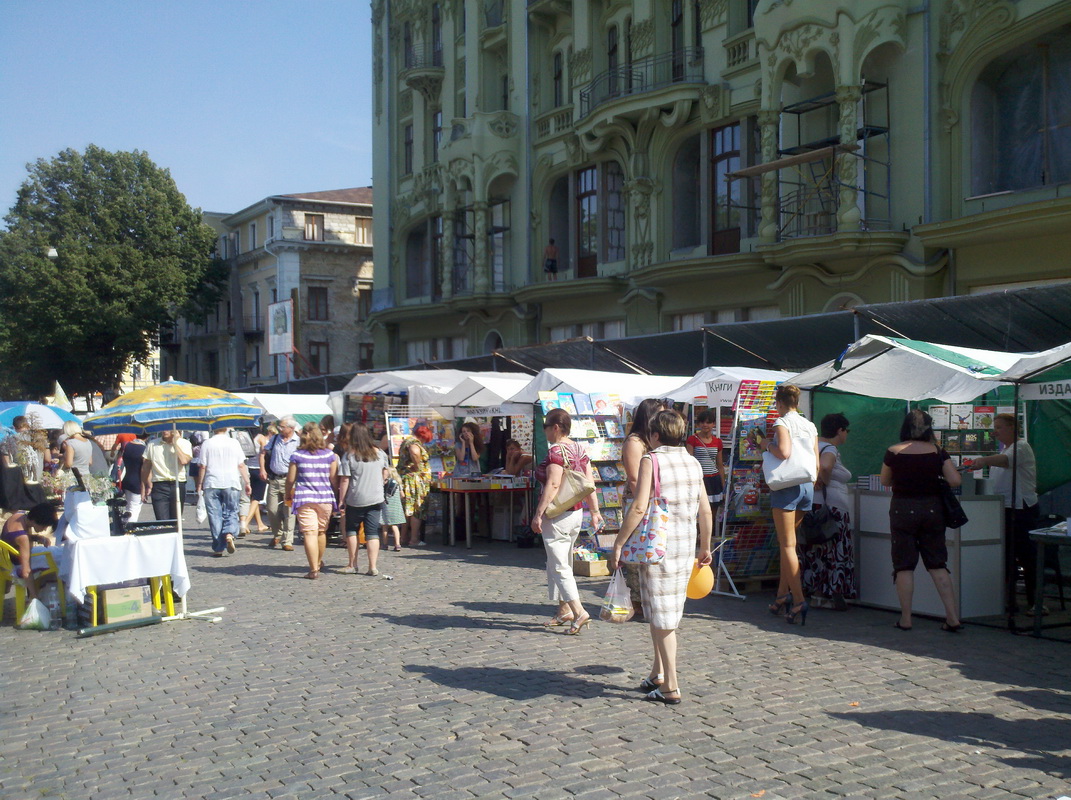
(533, 105, 574, 143)
(579, 47, 704, 119)
(401, 44, 444, 101)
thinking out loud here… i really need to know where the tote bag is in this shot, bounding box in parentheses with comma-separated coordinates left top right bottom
(762, 417, 818, 491)
(621, 453, 669, 564)
(545, 444, 595, 518)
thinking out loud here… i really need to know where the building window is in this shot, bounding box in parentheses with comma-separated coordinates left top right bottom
(252, 345, 261, 378)
(431, 215, 444, 295)
(248, 222, 256, 250)
(607, 26, 619, 98)
(406, 226, 430, 298)
(673, 135, 701, 249)
(971, 26, 1071, 196)
(359, 343, 375, 370)
(672, 311, 713, 331)
(267, 215, 274, 240)
(304, 213, 324, 241)
(501, 74, 509, 111)
(432, 3, 443, 66)
(403, 21, 414, 68)
(251, 291, 260, 330)
(711, 122, 742, 255)
(431, 110, 443, 162)
(403, 124, 414, 174)
(356, 285, 373, 321)
(307, 286, 329, 320)
(355, 216, 372, 245)
(604, 162, 625, 262)
(453, 207, 475, 292)
(576, 166, 598, 277)
(671, 0, 685, 81)
(229, 231, 239, 257)
(270, 287, 278, 304)
(308, 341, 329, 375)
(489, 200, 510, 291)
(553, 51, 564, 108)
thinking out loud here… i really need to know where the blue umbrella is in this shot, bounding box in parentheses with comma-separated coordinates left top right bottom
(0, 401, 80, 430)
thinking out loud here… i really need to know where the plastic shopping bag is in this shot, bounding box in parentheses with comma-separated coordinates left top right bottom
(600, 568, 635, 623)
(195, 491, 207, 524)
(19, 598, 50, 631)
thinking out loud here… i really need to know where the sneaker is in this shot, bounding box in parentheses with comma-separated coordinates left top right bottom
(226, 536, 236, 554)
(368, 568, 379, 577)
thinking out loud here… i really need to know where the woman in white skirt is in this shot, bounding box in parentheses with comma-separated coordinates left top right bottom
(610, 411, 712, 704)
(531, 408, 603, 635)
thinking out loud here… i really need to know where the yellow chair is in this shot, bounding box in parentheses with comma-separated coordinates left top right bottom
(0, 539, 66, 626)
(85, 576, 173, 627)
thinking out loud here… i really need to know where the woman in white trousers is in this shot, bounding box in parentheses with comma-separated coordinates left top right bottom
(531, 408, 602, 635)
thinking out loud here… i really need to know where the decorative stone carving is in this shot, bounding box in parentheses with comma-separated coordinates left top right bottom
(487, 112, 519, 138)
(473, 201, 489, 293)
(698, 0, 728, 30)
(570, 47, 592, 85)
(835, 85, 863, 232)
(757, 109, 780, 243)
(777, 24, 834, 73)
(399, 90, 413, 117)
(406, 73, 444, 102)
(630, 19, 655, 58)
(626, 177, 655, 270)
(699, 85, 725, 124)
(371, 0, 385, 28)
(939, 0, 1003, 54)
(564, 134, 583, 166)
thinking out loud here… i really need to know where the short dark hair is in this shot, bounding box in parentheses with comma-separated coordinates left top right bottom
(543, 408, 572, 435)
(650, 410, 687, 447)
(12, 415, 28, 431)
(900, 409, 935, 443)
(695, 409, 716, 425)
(820, 413, 850, 438)
(25, 502, 56, 528)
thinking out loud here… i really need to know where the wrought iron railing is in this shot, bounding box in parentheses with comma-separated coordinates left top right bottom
(403, 43, 443, 71)
(579, 47, 704, 118)
(485, 0, 504, 28)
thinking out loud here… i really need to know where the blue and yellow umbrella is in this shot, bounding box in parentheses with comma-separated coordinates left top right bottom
(83, 380, 261, 434)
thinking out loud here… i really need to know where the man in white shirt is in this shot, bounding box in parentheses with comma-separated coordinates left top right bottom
(141, 430, 193, 521)
(259, 416, 300, 550)
(197, 428, 251, 556)
(971, 413, 1040, 613)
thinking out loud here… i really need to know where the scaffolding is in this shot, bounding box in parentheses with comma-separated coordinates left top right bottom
(726, 81, 892, 241)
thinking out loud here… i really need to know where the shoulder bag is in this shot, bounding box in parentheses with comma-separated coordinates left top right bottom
(939, 477, 969, 529)
(621, 453, 668, 564)
(762, 418, 818, 491)
(545, 443, 596, 518)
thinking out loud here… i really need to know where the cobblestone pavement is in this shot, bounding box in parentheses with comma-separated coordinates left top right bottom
(3, 516, 1071, 800)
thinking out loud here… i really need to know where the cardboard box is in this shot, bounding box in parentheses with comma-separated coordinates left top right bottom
(103, 586, 153, 624)
(573, 558, 610, 577)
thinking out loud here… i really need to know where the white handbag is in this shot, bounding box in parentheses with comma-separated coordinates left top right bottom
(545, 445, 595, 518)
(761, 419, 818, 491)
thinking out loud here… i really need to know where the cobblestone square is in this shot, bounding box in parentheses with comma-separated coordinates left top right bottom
(3, 519, 1070, 799)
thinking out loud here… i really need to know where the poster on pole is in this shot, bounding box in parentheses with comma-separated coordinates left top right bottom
(267, 300, 294, 356)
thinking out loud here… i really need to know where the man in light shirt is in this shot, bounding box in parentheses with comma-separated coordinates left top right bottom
(260, 416, 300, 550)
(197, 427, 251, 556)
(141, 430, 193, 520)
(971, 413, 1039, 613)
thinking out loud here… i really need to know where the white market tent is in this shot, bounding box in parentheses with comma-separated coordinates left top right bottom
(431, 374, 534, 419)
(790, 335, 1025, 402)
(664, 366, 796, 404)
(507, 368, 691, 407)
(981, 340, 1071, 387)
(235, 393, 332, 422)
(329, 370, 521, 418)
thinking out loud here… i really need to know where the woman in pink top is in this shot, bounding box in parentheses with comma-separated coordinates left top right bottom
(285, 422, 338, 580)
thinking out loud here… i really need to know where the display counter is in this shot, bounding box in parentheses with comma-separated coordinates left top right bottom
(855, 489, 1005, 619)
(434, 476, 531, 549)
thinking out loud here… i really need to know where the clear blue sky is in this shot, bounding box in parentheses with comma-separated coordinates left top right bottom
(0, 0, 373, 217)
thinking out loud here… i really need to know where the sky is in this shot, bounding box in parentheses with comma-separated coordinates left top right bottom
(0, 0, 373, 217)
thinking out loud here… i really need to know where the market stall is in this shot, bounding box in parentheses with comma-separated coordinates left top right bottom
(664, 367, 795, 598)
(792, 336, 1032, 619)
(235, 393, 332, 427)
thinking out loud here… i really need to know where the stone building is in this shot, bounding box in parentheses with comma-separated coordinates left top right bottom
(162, 189, 375, 388)
(369, 0, 1071, 368)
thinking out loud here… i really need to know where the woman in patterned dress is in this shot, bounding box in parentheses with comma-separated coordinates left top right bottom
(285, 422, 338, 580)
(800, 414, 856, 610)
(398, 425, 433, 547)
(610, 411, 713, 705)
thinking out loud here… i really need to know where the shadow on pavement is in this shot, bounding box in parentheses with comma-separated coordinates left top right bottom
(451, 600, 548, 618)
(828, 708, 1071, 778)
(403, 663, 628, 701)
(192, 562, 312, 579)
(364, 611, 536, 632)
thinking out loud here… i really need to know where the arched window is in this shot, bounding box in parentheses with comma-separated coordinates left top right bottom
(971, 25, 1071, 195)
(672, 135, 701, 249)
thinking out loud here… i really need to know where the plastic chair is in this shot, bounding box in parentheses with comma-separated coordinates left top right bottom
(0, 539, 66, 625)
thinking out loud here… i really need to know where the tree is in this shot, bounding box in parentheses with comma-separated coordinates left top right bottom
(0, 145, 227, 401)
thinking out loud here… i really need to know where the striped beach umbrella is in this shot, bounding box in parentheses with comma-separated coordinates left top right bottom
(82, 380, 261, 434)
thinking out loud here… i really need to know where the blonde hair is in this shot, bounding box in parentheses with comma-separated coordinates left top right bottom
(299, 421, 326, 452)
(62, 420, 83, 438)
(650, 410, 687, 447)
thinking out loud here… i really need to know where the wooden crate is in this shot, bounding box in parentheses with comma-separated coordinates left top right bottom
(573, 558, 610, 577)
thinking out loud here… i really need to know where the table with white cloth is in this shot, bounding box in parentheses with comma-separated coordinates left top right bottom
(60, 533, 191, 611)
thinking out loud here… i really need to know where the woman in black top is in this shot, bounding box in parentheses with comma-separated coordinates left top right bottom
(880, 409, 963, 632)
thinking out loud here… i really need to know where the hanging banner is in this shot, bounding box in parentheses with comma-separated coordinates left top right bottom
(1021, 380, 1071, 401)
(267, 300, 294, 356)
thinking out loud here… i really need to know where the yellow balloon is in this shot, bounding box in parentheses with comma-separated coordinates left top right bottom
(687, 559, 714, 600)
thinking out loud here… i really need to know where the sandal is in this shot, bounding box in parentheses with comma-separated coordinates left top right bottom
(941, 622, 964, 633)
(305, 570, 319, 580)
(642, 687, 682, 705)
(564, 614, 591, 635)
(542, 612, 575, 628)
(639, 674, 664, 691)
(392, 546, 401, 552)
(769, 592, 793, 616)
(894, 621, 912, 631)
